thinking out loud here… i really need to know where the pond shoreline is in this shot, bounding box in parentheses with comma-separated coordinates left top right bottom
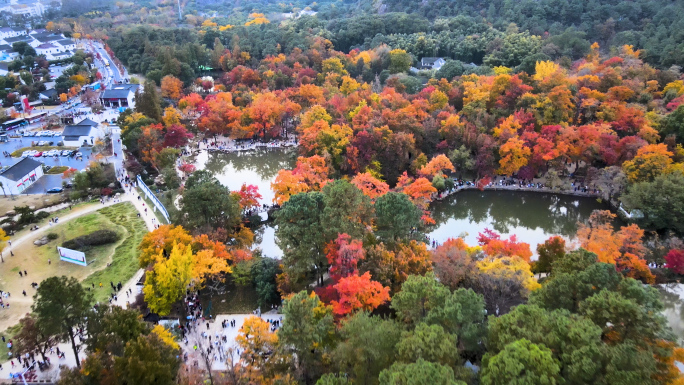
(433, 184, 600, 202)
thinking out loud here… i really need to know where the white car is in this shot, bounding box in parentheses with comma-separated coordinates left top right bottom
(21, 151, 31, 157)
(28, 150, 38, 156)
(61, 150, 71, 156)
(75, 152, 82, 157)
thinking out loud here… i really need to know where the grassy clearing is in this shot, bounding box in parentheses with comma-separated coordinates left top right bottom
(0, 202, 147, 346)
(0, 323, 21, 362)
(11, 146, 77, 157)
(46, 166, 69, 174)
(0, 194, 63, 216)
(81, 202, 147, 303)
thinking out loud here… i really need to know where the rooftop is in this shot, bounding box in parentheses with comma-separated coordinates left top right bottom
(76, 118, 98, 127)
(4, 35, 31, 43)
(62, 125, 93, 137)
(101, 87, 135, 99)
(0, 157, 42, 181)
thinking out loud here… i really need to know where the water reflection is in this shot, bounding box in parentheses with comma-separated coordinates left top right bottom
(658, 284, 684, 345)
(194, 148, 296, 204)
(193, 148, 296, 258)
(428, 190, 615, 253)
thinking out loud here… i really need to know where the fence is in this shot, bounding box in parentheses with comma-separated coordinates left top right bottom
(137, 174, 170, 224)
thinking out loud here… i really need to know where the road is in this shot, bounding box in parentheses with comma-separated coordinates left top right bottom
(90, 42, 127, 84)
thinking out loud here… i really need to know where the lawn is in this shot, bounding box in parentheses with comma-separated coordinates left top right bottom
(10, 146, 77, 157)
(81, 203, 148, 303)
(0, 202, 147, 349)
(0, 323, 21, 362)
(46, 166, 69, 174)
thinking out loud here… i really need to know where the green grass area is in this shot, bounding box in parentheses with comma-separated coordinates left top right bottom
(11, 146, 77, 157)
(46, 166, 69, 174)
(0, 323, 21, 361)
(81, 203, 147, 303)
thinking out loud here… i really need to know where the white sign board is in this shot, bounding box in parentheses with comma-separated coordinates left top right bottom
(57, 247, 87, 266)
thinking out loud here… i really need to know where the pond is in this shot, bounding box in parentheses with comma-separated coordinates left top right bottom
(658, 284, 684, 345)
(428, 190, 616, 256)
(194, 149, 616, 260)
(193, 148, 296, 258)
(193, 148, 296, 204)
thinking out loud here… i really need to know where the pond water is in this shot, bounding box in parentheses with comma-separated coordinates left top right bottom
(658, 284, 684, 345)
(193, 148, 296, 258)
(428, 190, 615, 256)
(193, 148, 296, 204)
(194, 149, 616, 260)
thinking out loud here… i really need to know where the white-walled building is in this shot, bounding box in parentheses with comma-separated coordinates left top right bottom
(0, 27, 26, 40)
(62, 124, 96, 147)
(0, 157, 44, 195)
(99, 84, 139, 109)
(35, 42, 58, 56)
(1, 1, 47, 18)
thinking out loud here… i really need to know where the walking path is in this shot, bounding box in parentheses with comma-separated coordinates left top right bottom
(0, 131, 155, 383)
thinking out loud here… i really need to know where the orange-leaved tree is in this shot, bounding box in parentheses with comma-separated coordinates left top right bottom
(418, 154, 455, 179)
(477, 228, 533, 262)
(351, 172, 389, 200)
(331, 272, 390, 316)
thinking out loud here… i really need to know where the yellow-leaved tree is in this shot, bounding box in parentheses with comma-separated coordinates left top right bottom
(477, 256, 540, 292)
(236, 316, 279, 382)
(622, 143, 673, 183)
(498, 137, 531, 176)
(151, 324, 180, 350)
(143, 243, 194, 316)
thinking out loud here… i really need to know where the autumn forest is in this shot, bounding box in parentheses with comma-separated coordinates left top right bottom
(20, 0, 684, 384)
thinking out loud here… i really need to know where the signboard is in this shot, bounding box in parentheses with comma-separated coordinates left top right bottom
(57, 247, 87, 266)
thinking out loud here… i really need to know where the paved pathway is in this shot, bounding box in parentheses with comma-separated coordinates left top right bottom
(0, 132, 155, 383)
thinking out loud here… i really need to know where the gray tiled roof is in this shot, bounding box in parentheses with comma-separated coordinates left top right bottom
(62, 125, 93, 137)
(76, 118, 98, 127)
(1, 157, 41, 181)
(100, 87, 133, 99)
(4, 35, 31, 43)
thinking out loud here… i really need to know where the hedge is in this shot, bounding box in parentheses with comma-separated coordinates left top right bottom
(62, 229, 119, 250)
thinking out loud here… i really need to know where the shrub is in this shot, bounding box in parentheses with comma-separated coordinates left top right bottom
(62, 229, 119, 250)
(36, 211, 50, 220)
(47, 233, 59, 240)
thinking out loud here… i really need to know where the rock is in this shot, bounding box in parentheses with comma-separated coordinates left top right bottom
(5, 210, 14, 216)
(34, 237, 50, 246)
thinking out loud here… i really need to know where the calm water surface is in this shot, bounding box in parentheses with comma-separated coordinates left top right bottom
(428, 190, 615, 256)
(658, 284, 684, 345)
(194, 148, 296, 258)
(195, 149, 616, 259)
(194, 148, 296, 204)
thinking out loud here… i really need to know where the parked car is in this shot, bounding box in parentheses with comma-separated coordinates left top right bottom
(46, 187, 63, 193)
(34, 152, 42, 157)
(75, 152, 82, 157)
(61, 150, 71, 156)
